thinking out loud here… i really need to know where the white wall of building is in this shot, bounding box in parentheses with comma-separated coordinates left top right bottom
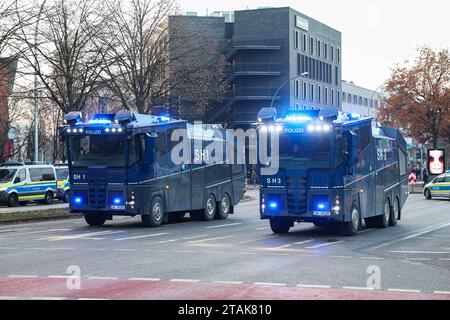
(341, 80, 385, 118)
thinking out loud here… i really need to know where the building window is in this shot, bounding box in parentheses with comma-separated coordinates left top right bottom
(337, 48, 341, 63)
(375, 100, 379, 108)
(337, 90, 340, 107)
(302, 82, 307, 100)
(324, 43, 328, 60)
(370, 99, 373, 108)
(294, 30, 299, 49)
(364, 98, 368, 106)
(335, 66, 339, 86)
(295, 103, 300, 110)
(359, 96, 363, 105)
(324, 87, 328, 105)
(302, 33, 307, 52)
(310, 83, 314, 101)
(330, 45, 334, 62)
(342, 92, 346, 102)
(331, 89, 335, 105)
(295, 79, 300, 98)
(317, 40, 321, 57)
(317, 86, 321, 102)
(353, 95, 357, 104)
(310, 36, 314, 55)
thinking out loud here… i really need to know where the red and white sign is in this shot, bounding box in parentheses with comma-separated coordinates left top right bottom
(408, 172, 417, 185)
(428, 149, 446, 175)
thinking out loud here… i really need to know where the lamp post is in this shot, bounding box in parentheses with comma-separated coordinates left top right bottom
(368, 84, 385, 118)
(269, 72, 309, 110)
(34, 0, 47, 162)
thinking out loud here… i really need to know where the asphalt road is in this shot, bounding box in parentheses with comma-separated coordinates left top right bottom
(0, 202, 68, 214)
(0, 190, 449, 300)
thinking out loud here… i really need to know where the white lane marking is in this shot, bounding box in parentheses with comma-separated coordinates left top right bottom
(275, 239, 314, 249)
(387, 288, 421, 293)
(129, 278, 160, 282)
(7, 275, 38, 279)
(114, 233, 168, 241)
(77, 298, 109, 301)
(434, 291, 450, 295)
(187, 235, 233, 244)
(372, 223, 450, 250)
(389, 250, 450, 254)
(29, 297, 67, 300)
(254, 227, 268, 231)
(87, 276, 118, 280)
(114, 249, 137, 252)
(42, 230, 125, 241)
(0, 247, 17, 250)
(0, 228, 32, 234)
(297, 284, 332, 289)
(359, 228, 376, 234)
(405, 258, 430, 261)
(0, 296, 19, 300)
(170, 279, 200, 283)
(205, 223, 242, 229)
(212, 281, 243, 285)
(360, 257, 385, 260)
(146, 239, 179, 245)
(305, 241, 344, 249)
(181, 235, 208, 240)
(343, 286, 374, 291)
(48, 276, 70, 279)
(330, 255, 353, 259)
(439, 258, 450, 261)
(254, 282, 286, 287)
(0, 229, 71, 239)
(238, 236, 279, 244)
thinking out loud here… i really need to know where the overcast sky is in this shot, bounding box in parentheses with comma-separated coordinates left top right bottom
(178, 0, 449, 90)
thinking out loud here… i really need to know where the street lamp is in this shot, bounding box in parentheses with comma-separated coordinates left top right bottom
(368, 83, 385, 117)
(269, 72, 309, 110)
(34, 0, 47, 162)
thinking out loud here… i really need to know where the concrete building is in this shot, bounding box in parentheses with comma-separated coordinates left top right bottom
(341, 80, 386, 118)
(0, 57, 17, 161)
(171, 7, 342, 126)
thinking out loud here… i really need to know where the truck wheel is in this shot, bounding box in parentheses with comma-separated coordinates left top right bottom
(340, 203, 361, 236)
(424, 189, 432, 200)
(142, 197, 165, 227)
(7, 194, 19, 207)
(63, 192, 70, 203)
(202, 194, 217, 221)
(216, 193, 231, 220)
(390, 198, 399, 226)
(375, 198, 391, 229)
(270, 218, 291, 234)
(44, 192, 53, 205)
(85, 214, 106, 226)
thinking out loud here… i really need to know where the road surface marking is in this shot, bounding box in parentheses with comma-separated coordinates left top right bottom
(330, 255, 353, 259)
(188, 236, 233, 243)
(205, 223, 242, 229)
(275, 239, 314, 249)
(181, 235, 208, 240)
(238, 236, 279, 244)
(254, 282, 286, 287)
(343, 287, 374, 291)
(0, 229, 71, 239)
(405, 258, 430, 261)
(0, 247, 17, 250)
(78, 298, 109, 301)
(212, 281, 243, 285)
(0, 228, 32, 234)
(48, 276, 70, 279)
(297, 284, 332, 289)
(87, 276, 118, 280)
(114, 233, 168, 241)
(305, 241, 344, 249)
(360, 257, 385, 260)
(388, 288, 421, 293)
(372, 223, 450, 249)
(254, 227, 268, 231)
(0, 296, 19, 300)
(358, 228, 376, 234)
(263, 253, 290, 256)
(114, 249, 138, 252)
(170, 279, 200, 283)
(389, 250, 450, 254)
(434, 291, 450, 295)
(41, 230, 125, 241)
(439, 258, 450, 261)
(29, 297, 67, 300)
(129, 278, 160, 282)
(7, 275, 38, 279)
(146, 239, 179, 245)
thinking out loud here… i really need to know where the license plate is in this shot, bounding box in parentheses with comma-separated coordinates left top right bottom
(111, 205, 125, 210)
(313, 211, 331, 217)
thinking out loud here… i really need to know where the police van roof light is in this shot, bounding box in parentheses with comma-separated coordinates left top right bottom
(64, 112, 82, 126)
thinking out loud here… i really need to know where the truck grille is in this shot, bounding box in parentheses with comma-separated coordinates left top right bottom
(286, 172, 308, 215)
(87, 169, 107, 209)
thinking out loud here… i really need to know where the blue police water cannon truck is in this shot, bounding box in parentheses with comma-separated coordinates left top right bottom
(257, 107, 408, 236)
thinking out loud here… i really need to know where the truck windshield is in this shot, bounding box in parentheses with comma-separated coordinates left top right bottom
(279, 135, 331, 168)
(0, 169, 17, 183)
(69, 135, 126, 167)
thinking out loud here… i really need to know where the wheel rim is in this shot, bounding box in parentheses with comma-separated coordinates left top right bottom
(384, 201, 390, 223)
(351, 208, 360, 230)
(153, 202, 163, 222)
(206, 198, 215, 216)
(221, 196, 230, 214)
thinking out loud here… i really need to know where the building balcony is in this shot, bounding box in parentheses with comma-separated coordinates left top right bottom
(224, 63, 282, 82)
(224, 38, 281, 60)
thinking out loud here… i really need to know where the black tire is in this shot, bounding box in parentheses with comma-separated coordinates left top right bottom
(270, 218, 291, 234)
(375, 198, 391, 229)
(85, 214, 106, 226)
(340, 203, 361, 236)
(7, 193, 19, 207)
(389, 197, 400, 227)
(44, 191, 53, 205)
(142, 196, 165, 227)
(202, 194, 217, 221)
(424, 189, 432, 200)
(216, 193, 231, 220)
(63, 191, 70, 203)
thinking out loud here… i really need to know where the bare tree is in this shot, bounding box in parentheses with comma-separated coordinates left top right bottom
(101, 0, 225, 116)
(16, 0, 110, 114)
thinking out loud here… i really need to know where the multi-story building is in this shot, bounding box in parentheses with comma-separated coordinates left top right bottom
(170, 7, 342, 126)
(341, 80, 386, 118)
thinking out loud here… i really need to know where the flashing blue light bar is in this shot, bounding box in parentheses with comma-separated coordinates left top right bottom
(74, 197, 82, 204)
(348, 113, 361, 121)
(159, 116, 170, 122)
(285, 115, 312, 122)
(88, 119, 112, 125)
(269, 202, 278, 209)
